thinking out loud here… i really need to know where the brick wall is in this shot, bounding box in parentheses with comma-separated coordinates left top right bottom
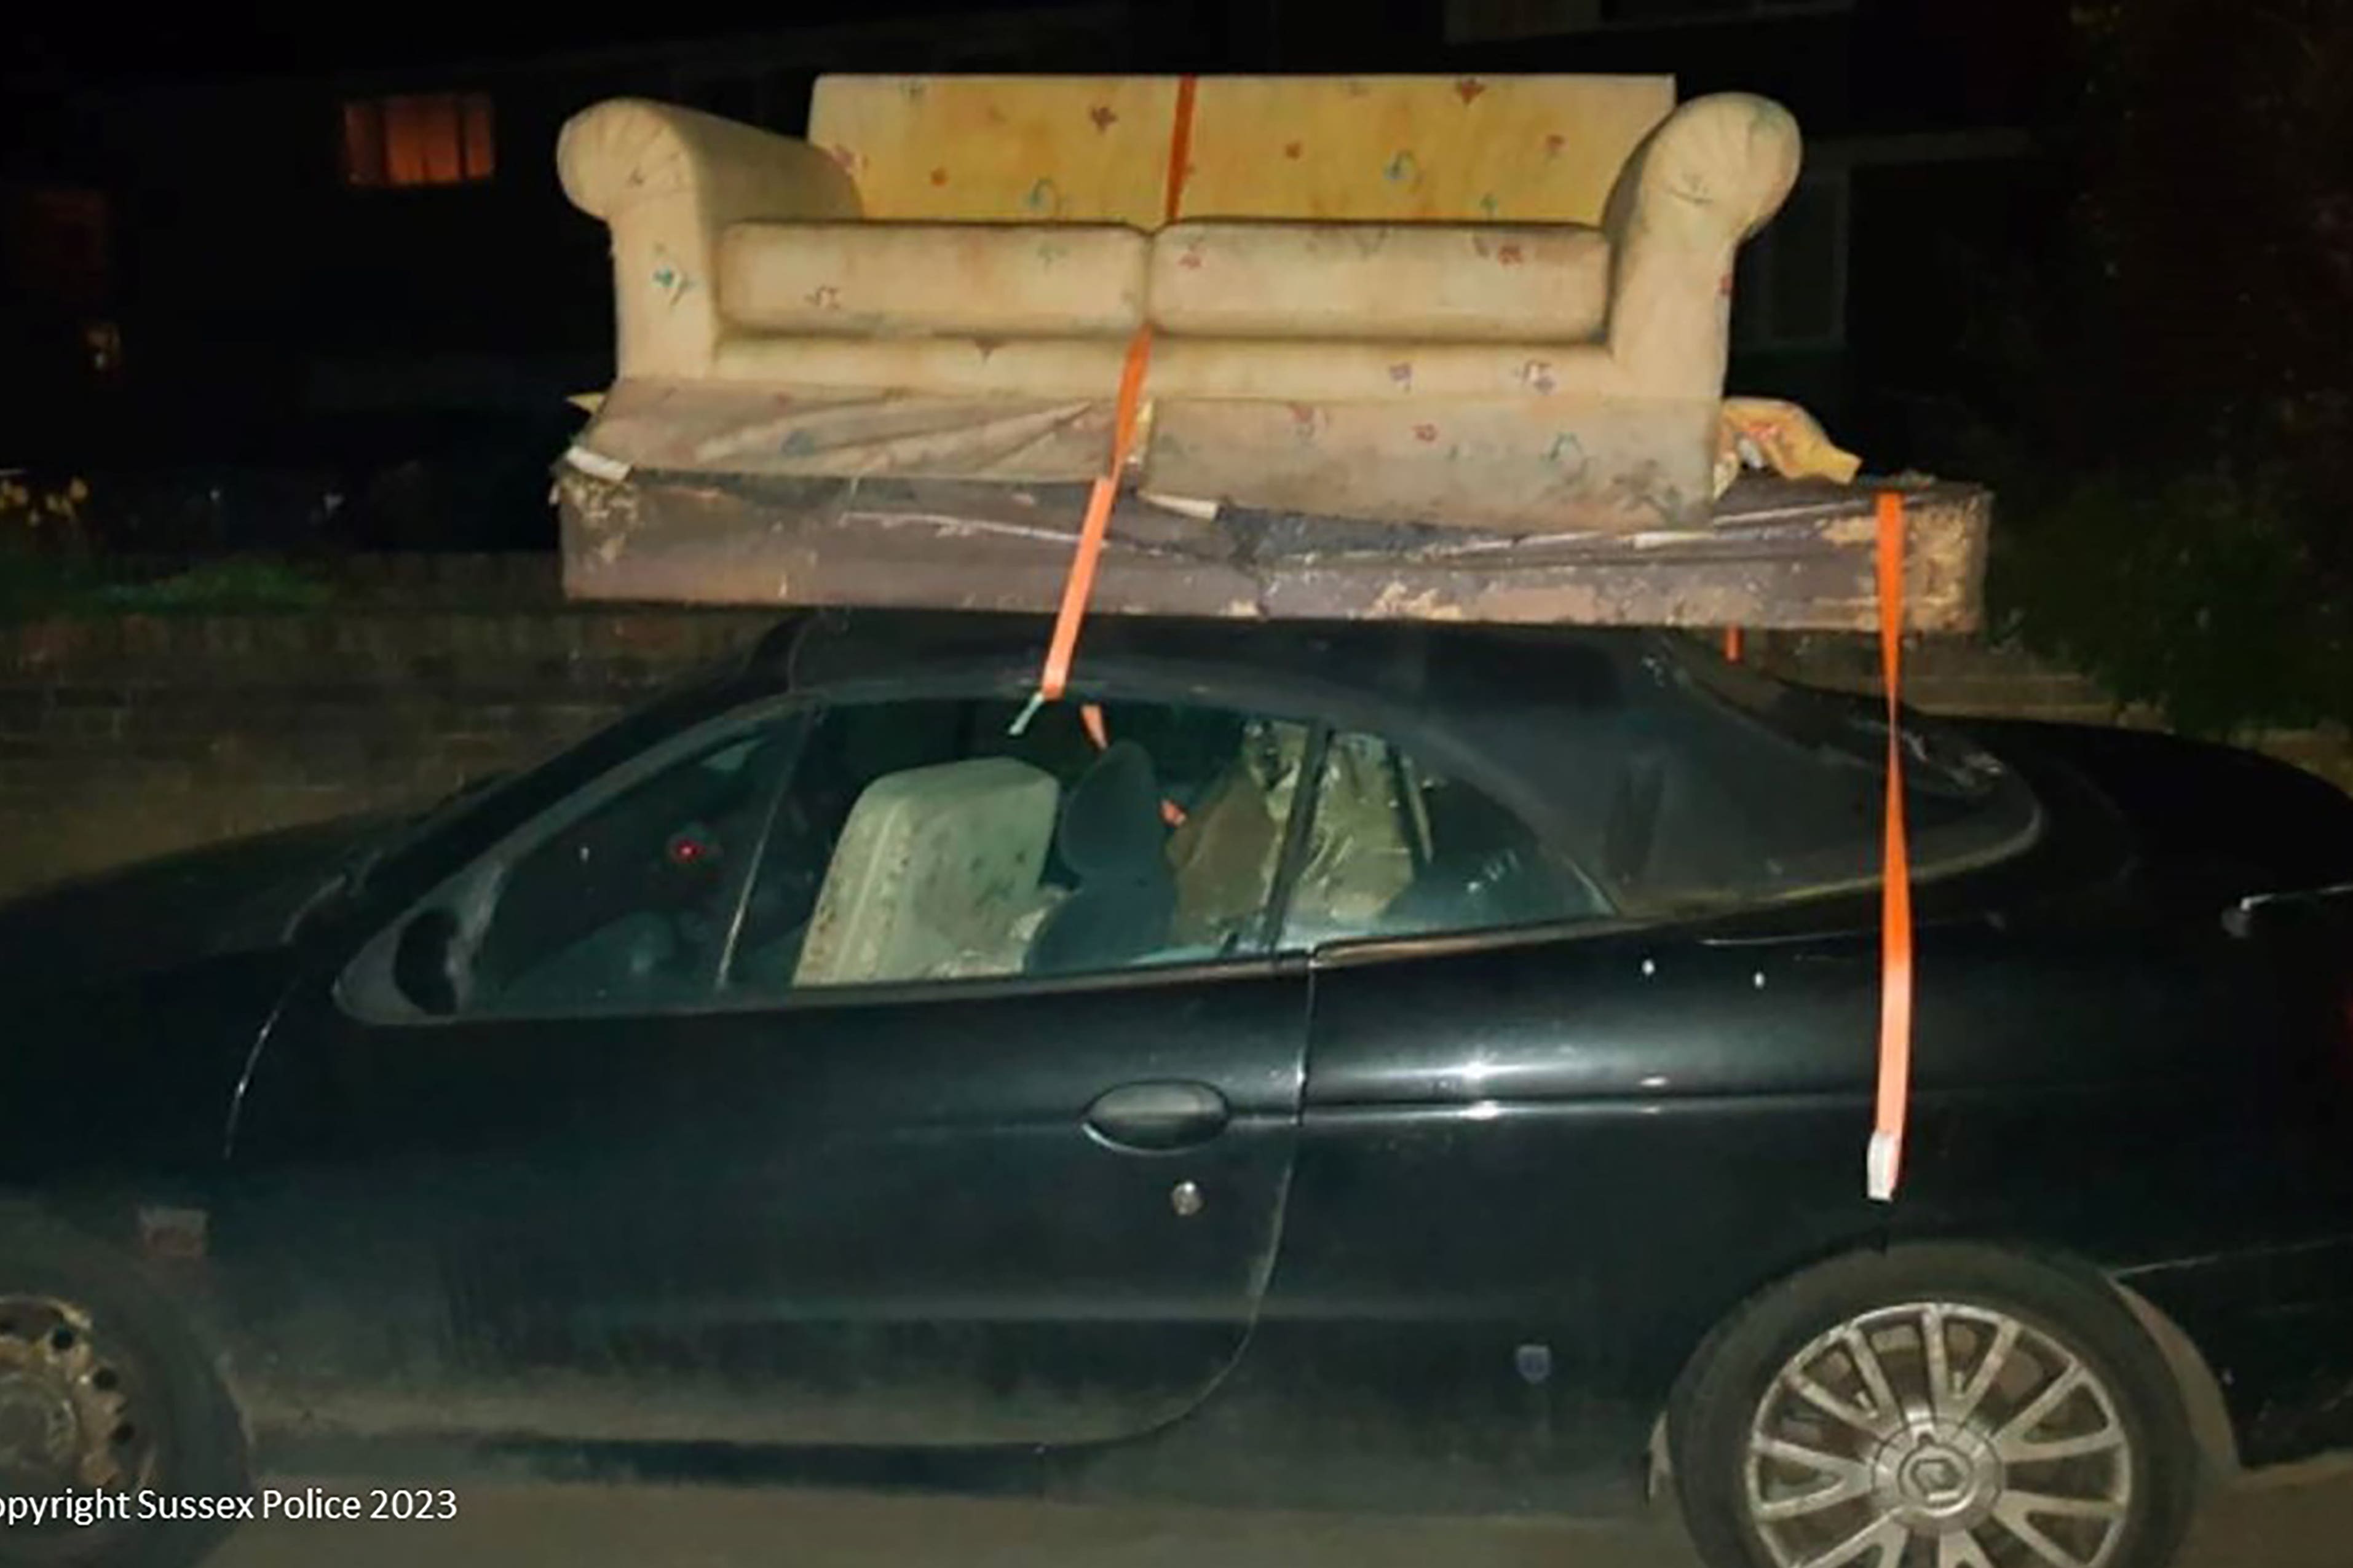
(0, 573, 769, 896)
(0, 567, 2345, 899)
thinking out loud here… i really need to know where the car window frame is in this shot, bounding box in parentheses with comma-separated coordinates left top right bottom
(336, 693, 818, 1025)
(336, 672, 1339, 1025)
(1637, 636, 2048, 901)
(1271, 722, 1618, 961)
(715, 682, 1331, 1007)
(801, 635, 1628, 915)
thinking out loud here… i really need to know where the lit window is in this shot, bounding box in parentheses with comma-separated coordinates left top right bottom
(342, 93, 496, 188)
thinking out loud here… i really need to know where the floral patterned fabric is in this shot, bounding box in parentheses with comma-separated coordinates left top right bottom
(1182, 74, 1670, 225)
(805, 74, 1672, 227)
(719, 222, 1148, 337)
(809, 76, 1187, 228)
(1150, 222, 1610, 343)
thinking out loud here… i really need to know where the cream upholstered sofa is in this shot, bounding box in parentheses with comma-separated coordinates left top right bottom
(560, 75, 1801, 533)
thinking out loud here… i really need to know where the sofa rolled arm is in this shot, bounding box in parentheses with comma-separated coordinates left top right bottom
(1604, 93, 1802, 396)
(559, 98, 860, 224)
(560, 98, 863, 379)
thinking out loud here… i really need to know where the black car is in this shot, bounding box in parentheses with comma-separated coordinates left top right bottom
(2, 611, 2351, 1568)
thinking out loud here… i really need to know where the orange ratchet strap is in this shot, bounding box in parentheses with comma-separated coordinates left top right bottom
(1032, 329, 1155, 711)
(1016, 76, 1198, 730)
(1163, 74, 1199, 224)
(1866, 490, 1915, 1202)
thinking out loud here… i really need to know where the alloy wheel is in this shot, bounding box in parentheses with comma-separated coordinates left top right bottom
(1745, 1301, 2133, 1568)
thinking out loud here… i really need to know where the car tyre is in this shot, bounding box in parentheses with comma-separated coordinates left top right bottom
(0, 1218, 249, 1568)
(1671, 1244, 2197, 1568)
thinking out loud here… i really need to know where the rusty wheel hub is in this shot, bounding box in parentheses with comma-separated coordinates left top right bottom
(0, 1296, 151, 1498)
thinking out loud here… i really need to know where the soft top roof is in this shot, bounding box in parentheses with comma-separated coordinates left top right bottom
(753, 609, 1644, 714)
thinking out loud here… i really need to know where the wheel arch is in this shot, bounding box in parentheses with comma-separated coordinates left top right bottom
(1646, 1234, 2240, 1491)
(2111, 1275, 2241, 1481)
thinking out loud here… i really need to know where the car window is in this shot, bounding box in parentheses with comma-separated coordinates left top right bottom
(1280, 731, 1610, 949)
(462, 722, 805, 1014)
(721, 695, 1315, 995)
(347, 693, 1326, 1021)
(1605, 637, 2044, 908)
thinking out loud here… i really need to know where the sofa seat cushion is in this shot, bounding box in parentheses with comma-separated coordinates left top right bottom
(1150, 222, 1610, 342)
(719, 221, 1149, 338)
(1147, 339, 1623, 401)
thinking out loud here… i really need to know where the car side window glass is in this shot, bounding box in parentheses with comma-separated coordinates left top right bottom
(1281, 733, 1608, 949)
(722, 696, 1313, 995)
(360, 719, 809, 1025)
(440, 722, 803, 1016)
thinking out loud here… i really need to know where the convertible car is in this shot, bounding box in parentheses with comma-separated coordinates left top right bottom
(1, 610, 2350, 1568)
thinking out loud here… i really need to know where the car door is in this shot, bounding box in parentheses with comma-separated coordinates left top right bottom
(1180, 720, 1690, 1507)
(216, 687, 1318, 1451)
(1216, 703, 2023, 1513)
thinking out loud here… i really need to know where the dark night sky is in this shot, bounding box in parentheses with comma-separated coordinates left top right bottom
(7, 0, 1113, 81)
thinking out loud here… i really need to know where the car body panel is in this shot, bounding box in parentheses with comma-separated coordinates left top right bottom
(218, 945, 1309, 1453)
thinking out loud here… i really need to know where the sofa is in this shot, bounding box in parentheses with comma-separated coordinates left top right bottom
(560, 74, 1801, 534)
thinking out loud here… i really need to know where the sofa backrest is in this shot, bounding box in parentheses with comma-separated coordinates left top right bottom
(809, 74, 1676, 229)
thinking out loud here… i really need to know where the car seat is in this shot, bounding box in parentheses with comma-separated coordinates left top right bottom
(1026, 741, 1179, 975)
(793, 757, 1060, 987)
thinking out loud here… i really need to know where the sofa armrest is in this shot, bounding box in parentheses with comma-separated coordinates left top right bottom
(559, 98, 863, 379)
(1603, 93, 1801, 397)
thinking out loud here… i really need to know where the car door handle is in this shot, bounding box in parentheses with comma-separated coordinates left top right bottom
(1085, 1082, 1231, 1152)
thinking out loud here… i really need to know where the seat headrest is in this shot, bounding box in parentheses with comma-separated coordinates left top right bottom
(1059, 741, 1166, 880)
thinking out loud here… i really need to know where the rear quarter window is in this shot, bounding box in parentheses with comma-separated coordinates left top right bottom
(1607, 640, 2043, 910)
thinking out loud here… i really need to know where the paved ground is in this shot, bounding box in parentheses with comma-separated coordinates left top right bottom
(210, 1460, 2353, 1567)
